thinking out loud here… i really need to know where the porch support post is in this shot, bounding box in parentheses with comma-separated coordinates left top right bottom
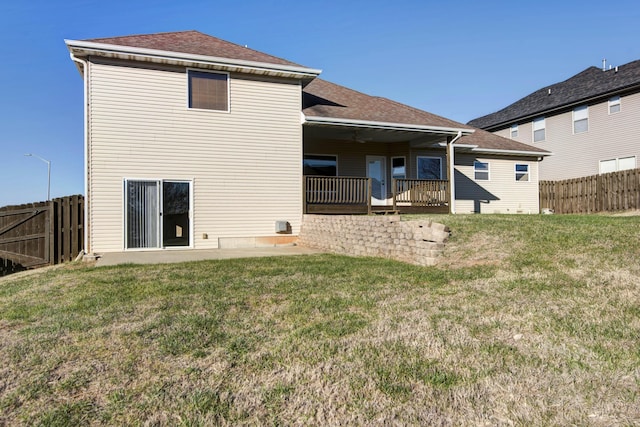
(447, 131, 463, 214)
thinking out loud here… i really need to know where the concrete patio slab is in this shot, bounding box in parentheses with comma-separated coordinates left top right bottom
(95, 246, 324, 267)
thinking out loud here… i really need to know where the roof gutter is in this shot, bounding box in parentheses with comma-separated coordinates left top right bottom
(69, 52, 89, 256)
(471, 147, 553, 157)
(303, 115, 474, 135)
(65, 39, 322, 80)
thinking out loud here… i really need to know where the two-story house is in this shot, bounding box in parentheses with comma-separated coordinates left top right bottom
(66, 31, 549, 256)
(468, 60, 640, 181)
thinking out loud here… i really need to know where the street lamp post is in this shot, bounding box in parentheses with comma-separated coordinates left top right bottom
(24, 153, 51, 201)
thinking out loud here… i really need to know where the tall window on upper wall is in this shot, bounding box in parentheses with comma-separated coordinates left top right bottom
(417, 157, 442, 180)
(188, 70, 229, 111)
(510, 124, 518, 139)
(573, 105, 588, 133)
(609, 96, 621, 114)
(533, 117, 545, 142)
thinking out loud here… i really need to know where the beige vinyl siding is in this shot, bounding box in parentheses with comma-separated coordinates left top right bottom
(454, 154, 540, 214)
(88, 60, 303, 252)
(492, 91, 640, 180)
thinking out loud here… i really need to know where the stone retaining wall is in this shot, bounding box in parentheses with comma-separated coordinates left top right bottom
(298, 215, 450, 266)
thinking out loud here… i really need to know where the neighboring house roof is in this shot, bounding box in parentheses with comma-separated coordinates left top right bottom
(468, 59, 640, 130)
(86, 30, 303, 68)
(303, 78, 549, 155)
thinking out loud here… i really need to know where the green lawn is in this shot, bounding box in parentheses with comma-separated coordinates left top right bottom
(1, 214, 639, 425)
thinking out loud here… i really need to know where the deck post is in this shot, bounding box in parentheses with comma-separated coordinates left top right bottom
(367, 178, 372, 215)
(392, 178, 397, 211)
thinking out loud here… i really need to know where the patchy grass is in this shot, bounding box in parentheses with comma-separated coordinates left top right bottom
(1, 214, 639, 425)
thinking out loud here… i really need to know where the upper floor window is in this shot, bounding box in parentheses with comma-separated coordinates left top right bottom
(188, 70, 229, 111)
(474, 161, 489, 180)
(417, 156, 443, 180)
(609, 96, 621, 114)
(303, 154, 337, 176)
(510, 124, 518, 139)
(533, 117, 545, 142)
(573, 105, 588, 133)
(515, 164, 530, 182)
(391, 157, 406, 179)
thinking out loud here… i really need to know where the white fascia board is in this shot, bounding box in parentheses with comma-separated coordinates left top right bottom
(65, 39, 322, 79)
(434, 142, 478, 149)
(471, 147, 553, 157)
(303, 115, 474, 135)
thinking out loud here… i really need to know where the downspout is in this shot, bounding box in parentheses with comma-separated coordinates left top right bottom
(448, 131, 463, 214)
(69, 53, 90, 255)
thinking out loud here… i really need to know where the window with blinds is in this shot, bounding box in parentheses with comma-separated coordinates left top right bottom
(573, 105, 588, 134)
(188, 70, 229, 111)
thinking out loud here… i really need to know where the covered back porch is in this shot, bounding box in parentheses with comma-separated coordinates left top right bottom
(303, 116, 471, 215)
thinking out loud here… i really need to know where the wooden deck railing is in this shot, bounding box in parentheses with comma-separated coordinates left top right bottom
(305, 176, 371, 213)
(304, 176, 449, 214)
(393, 179, 449, 207)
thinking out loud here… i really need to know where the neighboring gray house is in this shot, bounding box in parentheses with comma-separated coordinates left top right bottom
(65, 31, 549, 256)
(469, 60, 640, 181)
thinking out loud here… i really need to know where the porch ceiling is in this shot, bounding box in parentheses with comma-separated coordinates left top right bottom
(303, 123, 450, 146)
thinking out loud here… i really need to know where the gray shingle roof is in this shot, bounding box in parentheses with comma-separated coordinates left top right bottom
(87, 30, 303, 67)
(468, 59, 640, 130)
(303, 79, 549, 154)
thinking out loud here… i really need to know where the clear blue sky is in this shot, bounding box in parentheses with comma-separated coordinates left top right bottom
(1, 0, 639, 206)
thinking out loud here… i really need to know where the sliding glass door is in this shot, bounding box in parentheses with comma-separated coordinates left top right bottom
(125, 180, 191, 249)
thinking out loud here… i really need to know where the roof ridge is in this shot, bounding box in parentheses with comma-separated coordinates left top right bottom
(88, 30, 201, 41)
(469, 58, 640, 129)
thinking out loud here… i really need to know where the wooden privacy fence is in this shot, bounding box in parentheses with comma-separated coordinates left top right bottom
(539, 169, 640, 214)
(0, 195, 84, 274)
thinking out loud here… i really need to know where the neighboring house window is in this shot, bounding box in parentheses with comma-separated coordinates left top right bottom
(303, 154, 337, 176)
(533, 117, 546, 142)
(391, 157, 406, 179)
(515, 164, 530, 182)
(600, 156, 636, 174)
(510, 124, 518, 139)
(609, 96, 621, 114)
(188, 70, 229, 111)
(417, 156, 443, 180)
(573, 105, 588, 133)
(474, 161, 489, 180)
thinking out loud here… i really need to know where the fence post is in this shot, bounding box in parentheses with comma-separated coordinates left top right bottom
(46, 200, 54, 265)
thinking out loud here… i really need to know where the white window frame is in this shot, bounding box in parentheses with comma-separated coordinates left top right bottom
(473, 161, 490, 181)
(510, 124, 518, 139)
(303, 154, 338, 176)
(533, 117, 546, 142)
(416, 156, 443, 180)
(515, 164, 530, 182)
(187, 69, 230, 112)
(573, 105, 589, 134)
(609, 96, 621, 114)
(600, 156, 636, 174)
(123, 178, 194, 251)
(391, 156, 406, 179)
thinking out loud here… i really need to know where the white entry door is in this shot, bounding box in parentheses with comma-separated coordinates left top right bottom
(367, 156, 387, 206)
